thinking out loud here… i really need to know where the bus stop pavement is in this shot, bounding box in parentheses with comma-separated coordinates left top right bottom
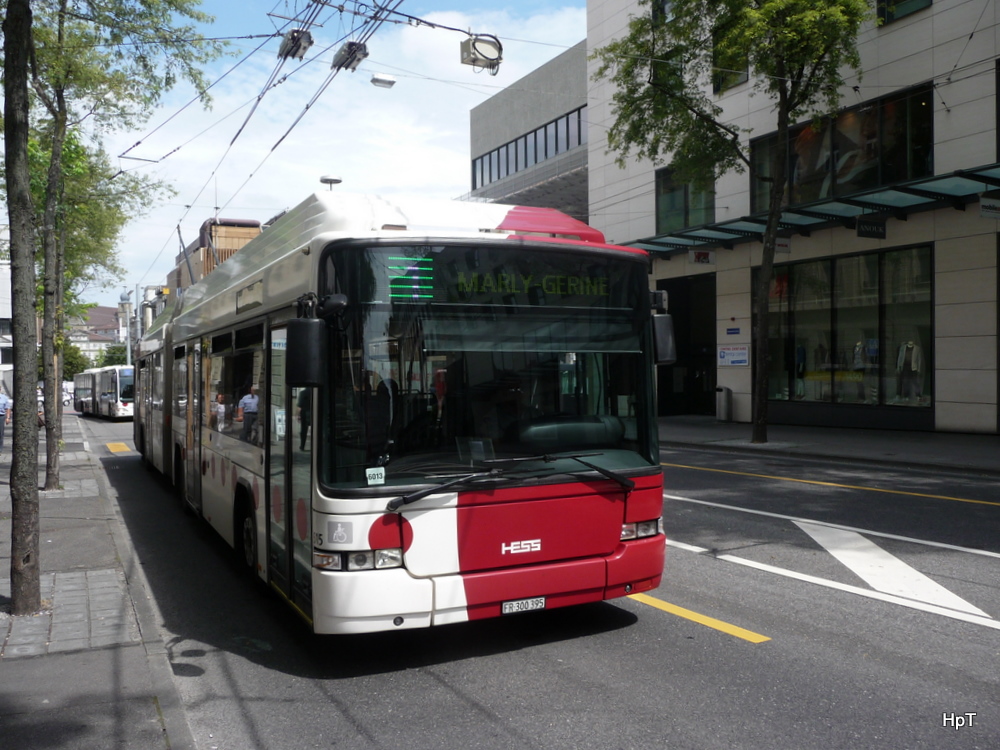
(0, 412, 195, 749)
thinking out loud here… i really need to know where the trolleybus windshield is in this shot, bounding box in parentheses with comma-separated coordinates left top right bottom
(319, 242, 657, 490)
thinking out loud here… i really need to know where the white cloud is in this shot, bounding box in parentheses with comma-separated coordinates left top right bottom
(98, 3, 585, 307)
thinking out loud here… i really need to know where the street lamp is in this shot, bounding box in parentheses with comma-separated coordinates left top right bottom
(370, 73, 396, 89)
(320, 175, 342, 190)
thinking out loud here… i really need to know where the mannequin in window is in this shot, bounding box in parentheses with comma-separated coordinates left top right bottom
(813, 342, 831, 400)
(896, 341, 923, 402)
(851, 339, 868, 402)
(795, 343, 806, 399)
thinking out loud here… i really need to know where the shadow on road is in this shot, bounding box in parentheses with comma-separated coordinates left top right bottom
(103, 454, 639, 680)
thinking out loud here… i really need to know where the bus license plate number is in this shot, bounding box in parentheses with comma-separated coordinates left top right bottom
(502, 596, 545, 615)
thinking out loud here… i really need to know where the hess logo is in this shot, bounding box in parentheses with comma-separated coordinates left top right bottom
(501, 539, 541, 555)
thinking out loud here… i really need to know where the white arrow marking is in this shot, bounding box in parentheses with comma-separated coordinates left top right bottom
(794, 521, 989, 617)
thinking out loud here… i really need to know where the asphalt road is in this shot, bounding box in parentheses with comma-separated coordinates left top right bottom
(89, 418, 999, 749)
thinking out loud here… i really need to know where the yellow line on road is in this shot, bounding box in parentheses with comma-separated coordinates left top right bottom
(661, 462, 1000, 508)
(106, 442, 131, 453)
(629, 593, 771, 643)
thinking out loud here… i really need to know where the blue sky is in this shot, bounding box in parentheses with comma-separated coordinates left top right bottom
(95, 1, 586, 308)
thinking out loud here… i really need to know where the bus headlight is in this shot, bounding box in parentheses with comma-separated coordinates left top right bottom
(621, 518, 663, 541)
(313, 552, 343, 570)
(314, 548, 404, 571)
(375, 548, 403, 569)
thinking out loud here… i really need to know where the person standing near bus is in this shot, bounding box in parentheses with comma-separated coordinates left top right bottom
(237, 385, 259, 442)
(0, 391, 10, 453)
(297, 388, 311, 450)
(215, 392, 227, 432)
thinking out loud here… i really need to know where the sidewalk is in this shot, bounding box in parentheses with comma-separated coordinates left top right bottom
(659, 414, 1000, 476)
(0, 413, 194, 749)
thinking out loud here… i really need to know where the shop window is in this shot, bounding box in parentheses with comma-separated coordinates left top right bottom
(882, 246, 932, 407)
(787, 261, 833, 403)
(834, 255, 879, 404)
(758, 246, 932, 409)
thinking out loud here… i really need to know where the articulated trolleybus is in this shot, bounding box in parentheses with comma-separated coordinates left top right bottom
(135, 192, 676, 634)
(74, 365, 135, 418)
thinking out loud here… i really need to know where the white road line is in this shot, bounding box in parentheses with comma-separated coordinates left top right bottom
(664, 494, 1000, 560)
(665, 540, 1000, 631)
(794, 521, 990, 617)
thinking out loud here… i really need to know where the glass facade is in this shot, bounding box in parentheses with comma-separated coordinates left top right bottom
(750, 86, 933, 212)
(655, 168, 716, 234)
(472, 106, 588, 190)
(762, 245, 932, 409)
(878, 0, 931, 24)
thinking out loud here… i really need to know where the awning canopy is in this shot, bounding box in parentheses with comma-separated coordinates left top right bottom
(628, 162, 1000, 255)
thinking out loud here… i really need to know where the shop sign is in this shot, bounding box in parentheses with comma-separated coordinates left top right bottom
(856, 218, 886, 239)
(688, 249, 715, 265)
(718, 345, 749, 367)
(980, 197, 1000, 220)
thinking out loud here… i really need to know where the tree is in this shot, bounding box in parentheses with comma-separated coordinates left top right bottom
(4, 0, 42, 616)
(2, 0, 222, 613)
(23, 0, 222, 489)
(592, 0, 870, 442)
(96, 344, 127, 367)
(60, 343, 91, 381)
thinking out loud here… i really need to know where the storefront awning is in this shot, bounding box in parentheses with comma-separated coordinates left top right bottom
(628, 162, 1000, 255)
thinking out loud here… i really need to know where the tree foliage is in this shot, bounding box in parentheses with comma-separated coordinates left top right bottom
(9, 0, 225, 489)
(592, 0, 870, 441)
(96, 343, 127, 367)
(3, 0, 225, 608)
(61, 342, 92, 380)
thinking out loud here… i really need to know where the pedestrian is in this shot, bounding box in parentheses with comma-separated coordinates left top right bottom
(297, 388, 311, 450)
(237, 385, 259, 442)
(214, 392, 227, 432)
(0, 391, 9, 453)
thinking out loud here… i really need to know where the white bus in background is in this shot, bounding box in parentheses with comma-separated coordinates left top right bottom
(74, 365, 135, 419)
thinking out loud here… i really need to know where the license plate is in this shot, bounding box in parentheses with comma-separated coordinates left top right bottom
(501, 596, 545, 615)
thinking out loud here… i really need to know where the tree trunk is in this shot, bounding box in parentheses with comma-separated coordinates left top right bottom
(751, 81, 792, 444)
(42, 106, 68, 490)
(4, 0, 42, 615)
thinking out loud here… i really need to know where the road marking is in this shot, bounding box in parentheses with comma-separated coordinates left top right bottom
(660, 462, 1000, 508)
(664, 494, 1000, 560)
(794, 521, 990, 617)
(106, 442, 131, 453)
(628, 592, 771, 643)
(666, 540, 1000, 631)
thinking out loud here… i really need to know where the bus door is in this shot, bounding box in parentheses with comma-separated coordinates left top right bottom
(186, 344, 203, 514)
(266, 327, 313, 612)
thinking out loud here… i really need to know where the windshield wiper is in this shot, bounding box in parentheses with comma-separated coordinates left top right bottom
(386, 468, 505, 512)
(486, 452, 635, 493)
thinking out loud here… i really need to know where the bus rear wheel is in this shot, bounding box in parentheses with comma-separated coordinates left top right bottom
(236, 499, 257, 576)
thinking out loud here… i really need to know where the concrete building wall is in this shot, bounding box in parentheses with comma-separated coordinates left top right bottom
(588, 0, 1000, 433)
(470, 41, 588, 158)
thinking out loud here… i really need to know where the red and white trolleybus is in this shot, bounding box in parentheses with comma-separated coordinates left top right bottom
(135, 192, 675, 634)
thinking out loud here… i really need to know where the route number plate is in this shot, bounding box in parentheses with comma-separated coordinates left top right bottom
(501, 596, 545, 615)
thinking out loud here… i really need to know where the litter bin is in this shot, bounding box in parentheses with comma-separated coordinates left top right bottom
(715, 386, 732, 422)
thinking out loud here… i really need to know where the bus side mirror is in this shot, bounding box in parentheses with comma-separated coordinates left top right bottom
(652, 314, 676, 365)
(287, 318, 327, 387)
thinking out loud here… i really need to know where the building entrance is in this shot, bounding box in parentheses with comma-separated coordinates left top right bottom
(657, 274, 716, 416)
